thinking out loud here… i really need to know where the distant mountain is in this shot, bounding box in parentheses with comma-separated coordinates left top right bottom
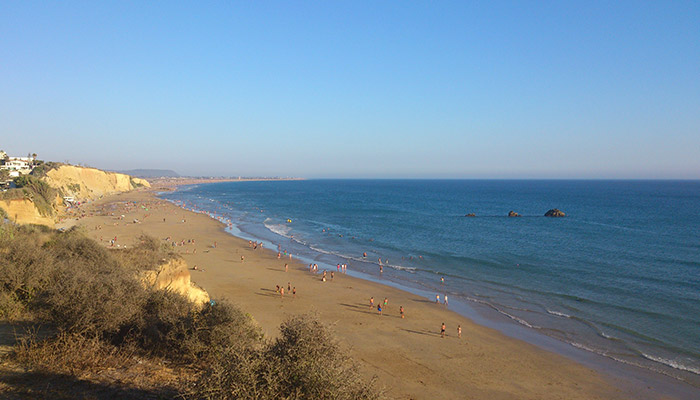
(119, 169, 180, 178)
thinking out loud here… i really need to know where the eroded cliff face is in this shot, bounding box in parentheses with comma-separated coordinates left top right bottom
(0, 166, 150, 227)
(142, 258, 210, 305)
(44, 166, 151, 201)
(0, 199, 55, 227)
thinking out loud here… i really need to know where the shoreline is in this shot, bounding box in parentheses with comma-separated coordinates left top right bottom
(70, 188, 691, 399)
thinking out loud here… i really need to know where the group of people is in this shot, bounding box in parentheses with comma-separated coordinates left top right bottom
(248, 240, 264, 250)
(369, 296, 405, 318)
(275, 282, 296, 298)
(441, 323, 462, 339)
(435, 294, 449, 307)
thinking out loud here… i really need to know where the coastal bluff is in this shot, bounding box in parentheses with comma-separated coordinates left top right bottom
(0, 165, 150, 227)
(44, 165, 150, 201)
(0, 198, 55, 227)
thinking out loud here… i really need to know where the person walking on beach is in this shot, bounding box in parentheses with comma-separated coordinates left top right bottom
(400, 305, 404, 319)
(444, 295, 449, 307)
(383, 297, 388, 308)
(458, 325, 462, 338)
(369, 297, 374, 309)
(441, 323, 446, 338)
(285, 263, 288, 272)
(280, 287, 284, 298)
(436, 294, 440, 303)
(377, 304, 382, 315)
(292, 287, 296, 298)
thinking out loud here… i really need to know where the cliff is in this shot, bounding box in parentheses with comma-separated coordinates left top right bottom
(0, 165, 150, 227)
(0, 199, 55, 227)
(43, 165, 150, 201)
(142, 258, 210, 305)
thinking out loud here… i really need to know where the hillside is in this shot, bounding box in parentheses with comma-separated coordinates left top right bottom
(44, 165, 150, 201)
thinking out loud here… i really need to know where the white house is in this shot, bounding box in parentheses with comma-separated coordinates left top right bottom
(0, 156, 35, 177)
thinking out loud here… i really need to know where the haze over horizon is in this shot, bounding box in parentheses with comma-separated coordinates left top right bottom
(1, 1, 699, 179)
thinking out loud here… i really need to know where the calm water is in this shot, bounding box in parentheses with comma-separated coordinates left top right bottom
(161, 180, 700, 387)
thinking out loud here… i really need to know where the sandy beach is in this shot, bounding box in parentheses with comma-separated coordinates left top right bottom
(66, 189, 632, 400)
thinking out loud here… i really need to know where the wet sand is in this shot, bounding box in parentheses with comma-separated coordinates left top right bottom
(68, 189, 633, 399)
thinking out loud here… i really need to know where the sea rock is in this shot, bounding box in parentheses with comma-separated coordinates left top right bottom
(508, 211, 520, 217)
(545, 208, 566, 217)
(465, 213, 476, 217)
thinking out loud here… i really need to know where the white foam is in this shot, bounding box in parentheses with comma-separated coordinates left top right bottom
(546, 309, 571, 318)
(497, 310, 540, 329)
(264, 221, 291, 237)
(641, 353, 700, 375)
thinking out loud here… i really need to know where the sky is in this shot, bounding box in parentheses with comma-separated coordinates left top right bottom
(1, 1, 699, 178)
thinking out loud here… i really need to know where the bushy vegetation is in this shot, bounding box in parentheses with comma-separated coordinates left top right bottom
(0, 174, 58, 217)
(29, 161, 62, 178)
(193, 314, 380, 400)
(0, 223, 381, 399)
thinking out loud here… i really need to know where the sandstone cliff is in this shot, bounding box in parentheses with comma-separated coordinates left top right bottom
(0, 199, 55, 227)
(0, 165, 151, 227)
(43, 165, 150, 201)
(142, 258, 210, 305)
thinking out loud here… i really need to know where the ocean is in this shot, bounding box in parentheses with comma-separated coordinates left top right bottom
(160, 179, 700, 389)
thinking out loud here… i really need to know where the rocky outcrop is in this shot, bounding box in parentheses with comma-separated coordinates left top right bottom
(508, 211, 520, 217)
(0, 199, 55, 226)
(465, 213, 476, 217)
(545, 209, 566, 217)
(141, 258, 210, 305)
(43, 165, 151, 202)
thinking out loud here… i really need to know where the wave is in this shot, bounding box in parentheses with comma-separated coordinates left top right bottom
(264, 219, 292, 237)
(599, 331, 618, 340)
(641, 353, 700, 375)
(546, 309, 571, 318)
(496, 310, 540, 329)
(462, 296, 541, 329)
(304, 244, 418, 272)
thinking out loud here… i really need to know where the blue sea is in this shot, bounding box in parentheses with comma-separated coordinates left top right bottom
(160, 180, 700, 390)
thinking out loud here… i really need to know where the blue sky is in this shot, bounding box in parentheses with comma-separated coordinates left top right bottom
(1, 1, 698, 178)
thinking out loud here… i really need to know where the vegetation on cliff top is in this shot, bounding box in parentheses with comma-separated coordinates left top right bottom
(0, 175, 58, 217)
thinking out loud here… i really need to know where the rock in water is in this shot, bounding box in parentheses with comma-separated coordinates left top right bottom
(465, 213, 476, 217)
(545, 209, 566, 217)
(508, 211, 520, 217)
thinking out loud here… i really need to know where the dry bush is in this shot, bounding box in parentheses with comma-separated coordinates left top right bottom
(0, 291, 27, 321)
(36, 260, 148, 336)
(125, 293, 260, 364)
(15, 331, 129, 377)
(0, 223, 55, 319)
(110, 234, 176, 271)
(192, 314, 381, 400)
(181, 300, 262, 363)
(25, 228, 149, 335)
